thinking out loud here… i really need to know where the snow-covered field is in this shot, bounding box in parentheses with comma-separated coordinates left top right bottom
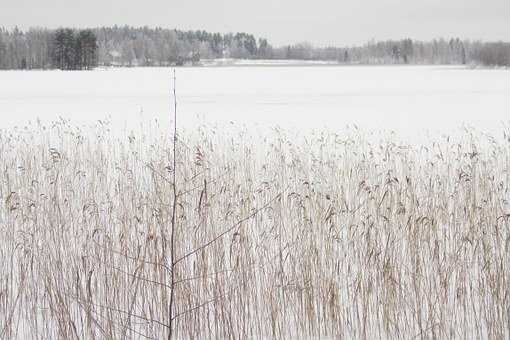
(2, 65, 510, 339)
(0, 65, 508, 140)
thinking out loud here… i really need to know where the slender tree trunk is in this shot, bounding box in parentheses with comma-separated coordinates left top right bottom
(168, 69, 178, 340)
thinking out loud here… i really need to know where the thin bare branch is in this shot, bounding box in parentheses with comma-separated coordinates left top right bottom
(173, 192, 282, 266)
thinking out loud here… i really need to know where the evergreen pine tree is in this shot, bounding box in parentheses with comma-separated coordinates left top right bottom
(52, 28, 67, 69)
(63, 29, 75, 69)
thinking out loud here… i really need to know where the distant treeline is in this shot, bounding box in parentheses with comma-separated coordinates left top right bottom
(284, 39, 510, 67)
(0, 26, 509, 70)
(0, 27, 98, 70)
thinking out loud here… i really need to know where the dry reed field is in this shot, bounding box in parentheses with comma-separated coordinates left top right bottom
(1, 119, 509, 339)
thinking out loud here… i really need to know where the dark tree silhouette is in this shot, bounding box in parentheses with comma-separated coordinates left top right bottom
(76, 30, 98, 69)
(51, 28, 97, 70)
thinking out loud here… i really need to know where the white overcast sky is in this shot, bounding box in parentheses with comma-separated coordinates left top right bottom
(1, 0, 509, 45)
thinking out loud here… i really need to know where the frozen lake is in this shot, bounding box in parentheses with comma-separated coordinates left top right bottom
(0, 65, 509, 140)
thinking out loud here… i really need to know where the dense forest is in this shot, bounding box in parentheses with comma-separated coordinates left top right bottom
(52, 28, 98, 70)
(0, 26, 509, 69)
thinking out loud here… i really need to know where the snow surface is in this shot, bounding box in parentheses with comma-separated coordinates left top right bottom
(0, 65, 508, 141)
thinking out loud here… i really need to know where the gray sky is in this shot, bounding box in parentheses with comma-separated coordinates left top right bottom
(1, 0, 509, 45)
